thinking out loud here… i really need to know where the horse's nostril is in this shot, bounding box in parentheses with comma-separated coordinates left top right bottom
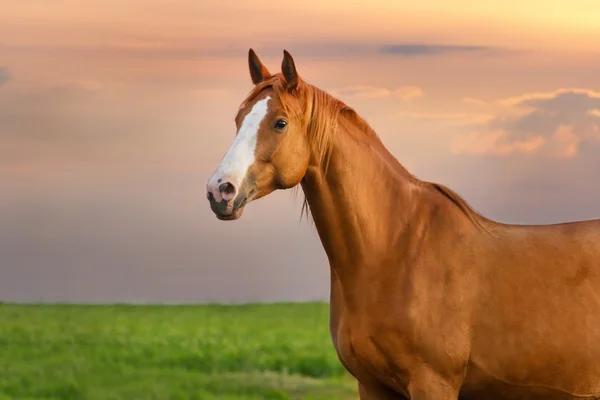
(218, 182, 237, 200)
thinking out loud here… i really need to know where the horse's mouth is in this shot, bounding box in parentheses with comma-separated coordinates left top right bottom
(216, 207, 244, 221)
(215, 197, 247, 221)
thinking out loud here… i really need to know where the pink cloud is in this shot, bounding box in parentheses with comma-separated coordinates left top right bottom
(398, 111, 495, 126)
(393, 86, 423, 101)
(330, 85, 423, 101)
(496, 87, 600, 107)
(452, 88, 600, 157)
(451, 129, 545, 156)
(461, 97, 488, 106)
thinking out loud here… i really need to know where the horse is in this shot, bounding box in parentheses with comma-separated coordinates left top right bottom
(205, 49, 600, 399)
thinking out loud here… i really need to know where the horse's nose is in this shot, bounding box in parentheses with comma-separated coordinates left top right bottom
(206, 178, 238, 203)
(218, 182, 237, 202)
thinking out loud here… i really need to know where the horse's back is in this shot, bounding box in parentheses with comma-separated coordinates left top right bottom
(465, 218, 600, 399)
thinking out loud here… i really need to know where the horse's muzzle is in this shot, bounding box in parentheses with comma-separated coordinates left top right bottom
(207, 191, 247, 221)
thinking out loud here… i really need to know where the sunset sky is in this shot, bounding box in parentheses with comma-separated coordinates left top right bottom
(2, 1, 600, 303)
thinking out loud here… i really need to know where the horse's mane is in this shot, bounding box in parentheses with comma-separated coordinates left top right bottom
(240, 75, 490, 229)
(428, 182, 492, 231)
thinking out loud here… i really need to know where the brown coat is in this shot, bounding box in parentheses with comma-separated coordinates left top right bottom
(206, 49, 600, 400)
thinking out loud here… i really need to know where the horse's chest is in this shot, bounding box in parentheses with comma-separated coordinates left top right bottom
(333, 314, 411, 392)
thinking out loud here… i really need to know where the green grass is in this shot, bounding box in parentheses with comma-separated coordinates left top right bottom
(0, 302, 358, 400)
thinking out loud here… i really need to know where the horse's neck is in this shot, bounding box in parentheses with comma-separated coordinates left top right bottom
(300, 115, 418, 276)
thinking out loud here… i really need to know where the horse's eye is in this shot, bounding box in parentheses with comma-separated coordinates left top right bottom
(274, 119, 287, 131)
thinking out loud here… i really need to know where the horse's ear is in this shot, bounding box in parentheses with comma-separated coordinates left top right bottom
(248, 48, 271, 85)
(281, 50, 299, 90)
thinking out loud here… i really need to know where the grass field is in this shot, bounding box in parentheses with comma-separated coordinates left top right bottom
(0, 302, 358, 400)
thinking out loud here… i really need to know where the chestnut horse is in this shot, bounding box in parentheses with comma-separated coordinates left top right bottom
(206, 49, 600, 399)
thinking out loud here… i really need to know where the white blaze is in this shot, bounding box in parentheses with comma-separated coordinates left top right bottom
(207, 96, 271, 202)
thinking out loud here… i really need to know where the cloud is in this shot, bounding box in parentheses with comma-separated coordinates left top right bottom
(399, 111, 495, 126)
(0, 78, 207, 181)
(330, 85, 392, 99)
(0, 67, 11, 87)
(394, 86, 423, 101)
(380, 44, 497, 56)
(461, 97, 488, 106)
(497, 88, 600, 107)
(0, 79, 111, 145)
(452, 89, 600, 157)
(330, 85, 423, 101)
(1, 41, 509, 61)
(451, 129, 545, 156)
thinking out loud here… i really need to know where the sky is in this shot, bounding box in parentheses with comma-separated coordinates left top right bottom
(1, 1, 600, 303)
